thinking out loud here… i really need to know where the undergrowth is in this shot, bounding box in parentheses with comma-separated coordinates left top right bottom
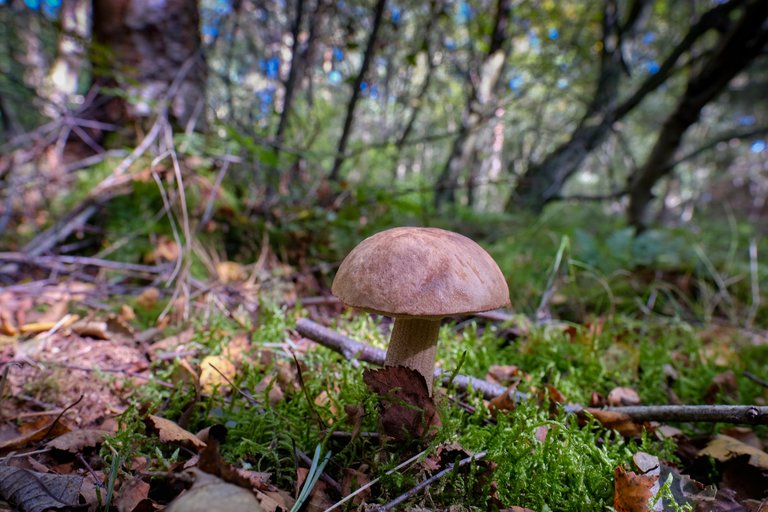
(104, 294, 768, 509)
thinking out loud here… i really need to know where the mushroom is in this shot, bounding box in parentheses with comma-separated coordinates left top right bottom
(331, 227, 510, 395)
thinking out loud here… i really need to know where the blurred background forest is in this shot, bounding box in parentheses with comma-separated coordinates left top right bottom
(1, 0, 767, 323)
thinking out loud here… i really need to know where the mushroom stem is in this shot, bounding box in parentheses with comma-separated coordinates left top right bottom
(386, 318, 441, 395)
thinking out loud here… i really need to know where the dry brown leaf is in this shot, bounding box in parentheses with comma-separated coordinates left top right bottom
(607, 387, 642, 406)
(295, 467, 334, 512)
(614, 465, 659, 512)
(46, 429, 110, 452)
(488, 383, 519, 416)
(165, 469, 264, 512)
(0, 466, 83, 512)
(699, 435, 768, 469)
(255, 489, 295, 512)
(719, 427, 763, 450)
(200, 355, 237, 394)
(148, 327, 195, 356)
(341, 467, 371, 507)
(486, 365, 523, 386)
(222, 333, 250, 360)
(119, 304, 136, 322)
(115, 477, 150, 512)
(71, 320, 110, 339)
(79, 472, 106, 511)
(363, 366, 441, 443)
(583, 408, 647, 437)
(136, 288, 160, 310)
(145, 415, 206, 450)
(0, 418, 71, 454)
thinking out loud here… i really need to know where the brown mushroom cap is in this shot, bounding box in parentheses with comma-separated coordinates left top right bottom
(332, 227, 510, 318)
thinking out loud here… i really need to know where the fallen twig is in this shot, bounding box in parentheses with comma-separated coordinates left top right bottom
(295, 318, 514, 400)
(585, 404, 768, 425)
(296, 318, 768, 425)
(0, 252, 168, 276)
(372, 451, 487, 511)
(743, 371, 768, 389)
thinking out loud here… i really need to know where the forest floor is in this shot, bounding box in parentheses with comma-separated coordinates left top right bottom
(1, 244, 767, 511)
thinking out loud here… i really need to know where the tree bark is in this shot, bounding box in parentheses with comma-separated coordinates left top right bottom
(626, 0, 768, 230)
(433, 0, 511, 210)
(274, 0, 305, 149)
(328, 0, 387, 182)
(49, 0, 91, 108)
(90, 0, 207, 131)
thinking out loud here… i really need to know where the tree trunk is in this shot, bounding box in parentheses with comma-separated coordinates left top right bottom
(627, 0, 768, 230)
(274, 0, 305, 149)
(328, 0, 387, 182)
(90, 0, 207, 132)
(49, 0, 91, 108)
(433, 0, 511, 210)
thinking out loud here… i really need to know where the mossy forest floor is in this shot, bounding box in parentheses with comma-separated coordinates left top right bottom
(1, 212, 767, 511)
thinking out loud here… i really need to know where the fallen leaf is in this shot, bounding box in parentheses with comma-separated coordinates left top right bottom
(0, 466, 83, 512)
(488, 383, 519, 416)
(71, 320, 110, 339)
(341, 467, 371, 507)
(719, 427, 763, 450)
(486, 365, 523, 386)
(608, 387, 642, 406)
(699, 435, 768, 470)
(295, 467, 334, 512)
(0, 418, 71, 454)
(46, 429, 110, 452)
(115, 477, 150, 512)
(363, 366, 441, 443)
(119, 304, 136, 322)
(148, 328, 195, 356)
(145, 415, 206, 450)
(165, 469, 264, 512)
(136, 288, 160, 310)
(583, 408, 647, 437)
(614, 465, 659, 512)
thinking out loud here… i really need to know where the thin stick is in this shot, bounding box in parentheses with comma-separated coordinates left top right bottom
(743, 371, 768, 389)
(323, 449, 428, 512)
(587, 405, 768, 425)
(372, 451, 487, 511)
